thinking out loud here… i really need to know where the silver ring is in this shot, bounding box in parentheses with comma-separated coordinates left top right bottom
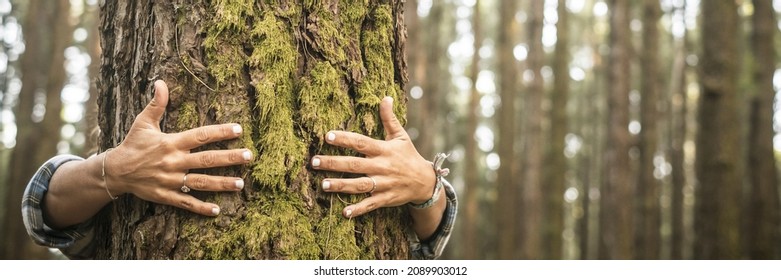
(181, 174, 191, 193)
(368, 176, 377, 194)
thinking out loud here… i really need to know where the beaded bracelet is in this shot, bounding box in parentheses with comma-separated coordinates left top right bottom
(409, 153, 450, 209)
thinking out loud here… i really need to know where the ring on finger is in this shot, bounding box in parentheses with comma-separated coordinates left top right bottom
(181, 174, 191, 193)
(368, 176, 377, 194)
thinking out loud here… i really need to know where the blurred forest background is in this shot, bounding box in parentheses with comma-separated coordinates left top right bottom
(1, 0, 780, 260)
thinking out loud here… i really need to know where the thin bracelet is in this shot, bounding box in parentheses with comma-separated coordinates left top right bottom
(101, 148, 118, 200)
(409, 153, 450, 209)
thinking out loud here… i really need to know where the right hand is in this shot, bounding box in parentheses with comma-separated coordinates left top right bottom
(104, 80, 252, 216)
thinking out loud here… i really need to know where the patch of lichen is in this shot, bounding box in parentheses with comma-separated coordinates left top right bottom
(316, 210, 362, 259)
(176, 101, 199, 130)
(247, 11, 308, 190)
(353, 4, 405, 136)
(196, 197, 320, 259)
(298, 61, 352, 144)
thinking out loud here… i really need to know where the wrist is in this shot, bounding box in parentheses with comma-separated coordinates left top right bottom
(408, 153, 449, 209)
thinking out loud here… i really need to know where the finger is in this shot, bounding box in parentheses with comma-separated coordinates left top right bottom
(311, 155, 386, 174)
(322, 177, 378, 194)
(184, 173, 245, 191)
(178, 149, 253, 170)
(380, 96, 405, 139)
(325, 131, 383, 156)
(136, 80, 170, 126)
(343, 195, 387, 218)
(159, 191, 221, 216)
(173, 123, 244, 150)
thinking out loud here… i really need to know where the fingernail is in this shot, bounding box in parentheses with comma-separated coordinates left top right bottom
(312, 157, 320, 167)
(345, 208, 353, 217)
(326, 132, 336, 142)
(242, 150, 252, 161)
(384, 96, 393, 103)
(235, 179, 244, 190)
(233, 124, 243, 135)
(322, 180, 330, 190)
(212, 207, 221, 215)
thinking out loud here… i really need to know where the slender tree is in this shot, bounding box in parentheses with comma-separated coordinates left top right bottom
(599, 0, 633, 260)
(545, 0, 569, 260)
(495, 0, 520, 260)
(93, 0, 411, 259)
(747, 0, 780, 260)
(521, 0, 545, 260)
(668, 11, 688, 260)
(462, 0, 481, 260)
(636, 0, 661, 260)
(1, 0, 71, 259)
(695, 0, 742, 259)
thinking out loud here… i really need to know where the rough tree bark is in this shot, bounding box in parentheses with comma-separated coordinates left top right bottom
(1, 0, 71, 260)
(93, 0, 411, 260)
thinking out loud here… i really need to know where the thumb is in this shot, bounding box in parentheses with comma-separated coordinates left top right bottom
(137, 80, 169, 126)
(380, 96, 404, 139)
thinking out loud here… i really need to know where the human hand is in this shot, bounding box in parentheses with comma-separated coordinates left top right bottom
(311, 97, 436, 218)
(104, 80, 252, 216)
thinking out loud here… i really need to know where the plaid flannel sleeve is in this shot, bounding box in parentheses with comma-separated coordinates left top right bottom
(22, 154, 97, 259)
(409, 178, 458, 260)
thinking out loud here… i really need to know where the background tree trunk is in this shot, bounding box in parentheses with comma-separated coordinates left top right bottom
(495, 0, 520, 260)
(600, 0, 633, 260)
(1, 0, 70, 260)
(636, 0, 661, 260)
(544, 0, 569, 260)
(695, 0, 742, 260)
(747, 0, 779, 260)
(462, 0, 481, 261)
(521, 0, 545, 260)
(93, 0, 411, 260)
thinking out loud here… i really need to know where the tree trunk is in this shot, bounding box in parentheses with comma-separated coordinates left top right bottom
(521, 0, 545, 260)
(544, 0, 569, 260)
(462, 0, 481, 260)
(635, 0, 661, 260)
(747, 0, 780, 260)
(1, 0, 70, 260)
(94, 0, 411, 260)
(668, 19, 688, 260)
(694, 0, 742, 259)
(495, 0, 520, 260)
(599, 0, 633, 260)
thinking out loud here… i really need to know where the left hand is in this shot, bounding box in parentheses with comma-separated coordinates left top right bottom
(311, 96, 436, 218)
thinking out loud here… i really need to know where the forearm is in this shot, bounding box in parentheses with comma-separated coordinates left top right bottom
(408, 189, 447, 241)
(43, 154, 114, 229)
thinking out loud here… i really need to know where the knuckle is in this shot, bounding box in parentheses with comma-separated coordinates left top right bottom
(357, 180, 369, 193)
(348, 160, 362, 172)
(365, 201, 378, 212)
(193, 175, 208, 189)
(354, 137, 368, 151)
(200, 152, 216, 167)
(196, 128, 210, 143)
(220, 125, 232, 138)
(228, 150, 240, 163)
(179, 199, 195, 210)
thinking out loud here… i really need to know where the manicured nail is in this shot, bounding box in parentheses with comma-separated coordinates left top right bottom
(322, 180, 331, 190)
(212, 207, 221, 215)
(242, 150, 252, 161)
(312, 157, 321, 167)
(326, 132, 336, 142)
(235, 179, 244, 190)
(233, 124, 243, 135)
(345, 208, 353, 217)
